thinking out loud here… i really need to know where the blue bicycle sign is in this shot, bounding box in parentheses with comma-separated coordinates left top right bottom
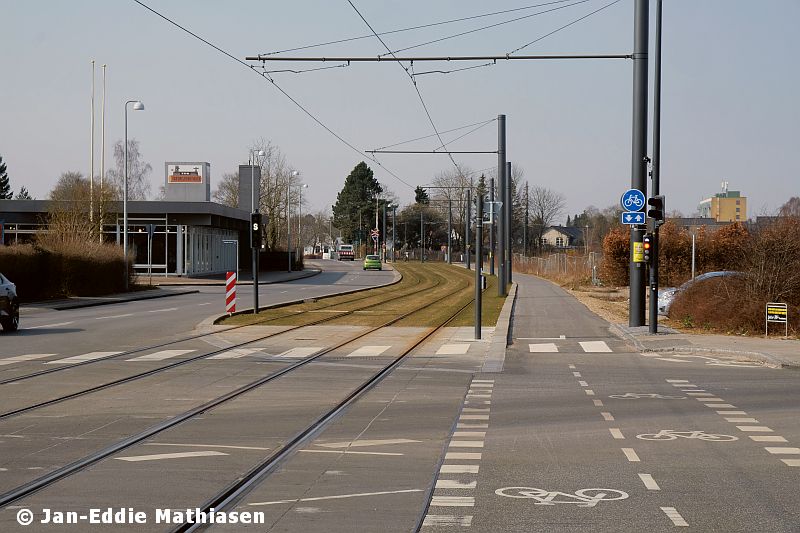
(620, 189, 646, 212)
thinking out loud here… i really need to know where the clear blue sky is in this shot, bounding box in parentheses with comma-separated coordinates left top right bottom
(1, 1, 797, 221)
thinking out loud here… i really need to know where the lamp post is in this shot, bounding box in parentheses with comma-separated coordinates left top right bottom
(250, 149, 265, 312)
(299, 183, 308, 259)
(288, 170, 299, 272)
(123, 99, 144, 291)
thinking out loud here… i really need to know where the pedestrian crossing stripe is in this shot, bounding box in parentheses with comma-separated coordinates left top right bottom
(276, 347, 323, 358)
(436, 343, 470, 355)
(44, 351, 123, 364)
(0, 354, 56, 366)
(126, 349, 195, 361)
(527, 341, 613, 353)
(347, 345, 391, 357)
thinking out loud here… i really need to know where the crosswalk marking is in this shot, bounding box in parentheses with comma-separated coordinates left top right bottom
(436, 344, 470, 355)
(430, 496, 475, 507)
(764, 447, 800, 454)
(127, 349, 195, 361)
(749, 435, 787, 442)
(277, 347, 322, 358)
(0, 354, 56, 366)
(347, 345, 391, 357)
(579, 341, 612, 353)
(423, 515, 473, 527)
(445, 452, 482, 460)
(782, 459, 800, 467)
(208, 348, 263, 360)
(440, 465, 479, 474)
(436, 480, 477, 489)
(528, 343, 558, 353)
(737, 426, 773, 432)
(453, 431, 485, 438)
(45, 351, 122, 364)
(115, 451, 227, 462)
(639, 473, 660, 490)
(449, 441, 484, 448)
(661, 507, 689, 527)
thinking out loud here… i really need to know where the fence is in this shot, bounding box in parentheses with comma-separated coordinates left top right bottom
(513, 252, 601, 284)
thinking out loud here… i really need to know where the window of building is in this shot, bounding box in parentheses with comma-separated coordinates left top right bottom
(736, 215, 740, 220)
(555, 237, 564, 247)
(736, 207, 740, 212)
(736, 200, 740, 205)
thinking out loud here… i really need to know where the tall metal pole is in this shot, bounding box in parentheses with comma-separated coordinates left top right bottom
(629, 0, 649, 327)
(524, 181, 529, 256)
(497, 115, 507, 296)
(506, 161, 513, 284)
(649, 0, 663, 334)
(382, 202, 387, 261)
(99, 64, 106, 243)
(89, 60, 95, 226)
(489, 177, 495, 275)
(123, 103, 128, 291)
(447, 198, 452, 264)
(287, 180, 292, 272)
(465, 188, 471, 270)
(392, 205, 396, 262)
(420, 209, 424, 263)
(475, 193, 483, 340)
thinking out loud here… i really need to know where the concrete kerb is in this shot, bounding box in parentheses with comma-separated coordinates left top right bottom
(608, 323, 800, 370)
(148, 269, 322, 286)
(481, 282, 517, 373)
(22, 288, 199, 312)
(198, 269, 403, 329)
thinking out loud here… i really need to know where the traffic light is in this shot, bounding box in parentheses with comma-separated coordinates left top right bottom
(250, 212, 261, 249)
(647, 195, 665, 223)
(642, 233, 653, 263)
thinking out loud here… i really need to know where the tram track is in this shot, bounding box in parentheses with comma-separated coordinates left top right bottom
(0, 264, 477, 508)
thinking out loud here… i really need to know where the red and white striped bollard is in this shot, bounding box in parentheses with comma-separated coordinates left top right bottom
(225, 271, 236, 314)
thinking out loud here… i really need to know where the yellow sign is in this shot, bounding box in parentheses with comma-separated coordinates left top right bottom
(633, 242, 644, 263)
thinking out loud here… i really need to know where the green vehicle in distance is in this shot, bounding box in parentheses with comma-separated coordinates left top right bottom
(363, 255, 382, 271)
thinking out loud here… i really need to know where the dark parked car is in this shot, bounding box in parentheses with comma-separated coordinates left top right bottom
(0, 273, 19, 332)
(657, 271, 742, 316)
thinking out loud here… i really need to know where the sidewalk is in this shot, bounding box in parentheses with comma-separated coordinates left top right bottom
(21, 269, 321, 313)
(612, 324, 800, 369)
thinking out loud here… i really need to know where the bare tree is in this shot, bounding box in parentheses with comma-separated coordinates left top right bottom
(528, 185, 566, 251)
(429, 166, 474, 252)
(212, 171, 239, 208)
(779, 197, 800, 218)
(41, 172, 93, 245)
(106, 139, 152, 200)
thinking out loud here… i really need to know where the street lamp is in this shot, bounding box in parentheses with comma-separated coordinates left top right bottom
(288, 170, 300, 272)
(298, 183, 308, 259)
(251, 149, 265, 212)
(123, 99, 144, 291)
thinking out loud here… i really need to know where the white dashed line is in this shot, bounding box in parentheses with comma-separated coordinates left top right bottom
(764, 447, 800, 455)
(445, 452, 482, 460)
(573, 372, 582, 377)
(638, 473, 660, 490)
(666, 379, 689, 383)
(601, 412, 615, 421)
(585, 389, 595, 396)
(717, 410, 747, 416)
(454, 431, 486, 438)
(568, 364, 576, 369)
(449, 441, 484, 448)
(609, 428, 625, 440)
(116, 451, 227, 462)
(687, 393, 714, 397)
(593, 399, 604, 407)
(578, 380, 588, 387)
(725, 418, 759, 423)
(661, 507, 689, 526)
(706, 403, 736, 408)
(422, 516, 473, 527)
(436, 480, 477, 489)
(782, 459, 800, 467)
(460, 415, 489, 420)
(457, 423, 488, 429)
(622, 448, 641, 462)
(430, 496, 475, 507)
(736, 426, 773, 432)
(749, 435, 787, 442)
(697, 398, 724, 402)
(440, 465, 479, 474)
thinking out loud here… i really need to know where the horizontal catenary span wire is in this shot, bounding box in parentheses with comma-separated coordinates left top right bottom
(247, 54, 632, 61)
(258, 0, 579, 56)
(131, 0, 416, 191)
(374, 118, 496, 151)
(368, 150, 498, 154)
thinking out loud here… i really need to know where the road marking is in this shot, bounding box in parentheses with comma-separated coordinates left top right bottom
(666, 379, 689, 383)
(144, 443, 270, 451)
(661, 507, 689, 527)
(622, 448, 640, 462)
(460, 414, 489, 420)
(469, 383, 494, 388)
(126, 349, 194, 361)
(601, 412, 615, 421)
(638, 474, 660, 490)
(573, 372, 582, 377)
(430, 496, 475, 507)
(436, 344, 470, 355)
(529, 343, 558, 353)
(717, 410, 747, 416)
(208, 348, 262, 360)
(436, 480, 477, 489)
(658, 358, 692, 363)
(95, 313, 134, 320)
(517, 335, 566, 340)
(472, 379, 494, 383)
(579, 341, 612, 353)
(585, 390, 595, 396)
(445, 452, 482, 460)
(568, 364, 576, 369)
(673, 383, 697, 388)
(609, 428, 625, 440)
(706, 403, 736, 408)
(316, 439, 420, 449)
(781, 459, 800, 467)
(457, 423, 488, 429)
(463, 408, 490, 412)
(347, 345, 391, 357)
(299, 450, 403, 456)
(249, 489, 424, 507)
(765, 447, 800, 454)
(749, 435, 787, 442)
(0, 354, 56, 366)
(27, 321, 75, 329)
(198, 302, 212, 306)
(449, 441, 484, 448)
(467, 393, 492, 398)
(422, 515, 473, 527)
(147, 307, 178, 313)
(736, 426, 773, 432)
(454, 431, 485, 438)
(116, 451, 227, 462)
(277, 347, 322, 358)
(641, 353, 662, 357)
(681, 389, 706, 392)
(725, 418, 759, 423)
(578, 380, 588, 387)
(593, 399, 604, 407)
(46, 351, 122, 364)
(440, 465, 479, 474)
(687, 393, 714, 397)
(697, 397, 724, 402)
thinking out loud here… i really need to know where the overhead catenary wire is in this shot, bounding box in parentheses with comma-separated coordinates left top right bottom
(346, 0, 465, 178)
(131, 0, 416, 190)
(258, 0, 579, 56)
(374, 117, 496, 151)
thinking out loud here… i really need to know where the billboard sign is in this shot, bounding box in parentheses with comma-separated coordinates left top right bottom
(167, 164, 204, 184)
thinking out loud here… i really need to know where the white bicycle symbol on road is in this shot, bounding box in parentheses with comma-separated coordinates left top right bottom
(496, 487, 629, 507)
(636, 430, 738, 442)
(622, 193, 644, 209)
(609, 393, 686, 400)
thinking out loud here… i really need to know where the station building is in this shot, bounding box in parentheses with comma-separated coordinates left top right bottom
(0, 162, 266, 277)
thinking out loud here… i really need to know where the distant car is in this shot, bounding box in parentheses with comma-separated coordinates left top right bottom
(0, 273, 19, 332)
(658, 271, 742, 316)
(363, 255, 382, 271)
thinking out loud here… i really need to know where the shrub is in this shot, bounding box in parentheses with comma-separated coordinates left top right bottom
(599, 225, 629, 286)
